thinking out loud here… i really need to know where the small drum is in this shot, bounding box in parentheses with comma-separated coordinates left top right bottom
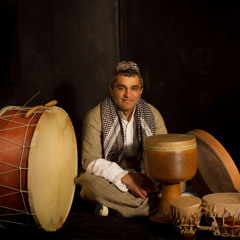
(170, 196, 202, 240)
(0, 106, 78, 231)
(202, 193, 240, 238)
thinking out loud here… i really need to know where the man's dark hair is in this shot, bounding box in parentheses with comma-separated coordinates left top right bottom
(110, 61, 143, 88)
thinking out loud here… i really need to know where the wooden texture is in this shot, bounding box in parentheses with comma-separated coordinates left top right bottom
(187, 129, 240, 197)
(144, 134, 197, 223)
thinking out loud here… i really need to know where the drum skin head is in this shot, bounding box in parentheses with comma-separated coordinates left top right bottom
(202, 193, 240, 217)
(28, 107, 78, 231)
(187, 129, 240, 198)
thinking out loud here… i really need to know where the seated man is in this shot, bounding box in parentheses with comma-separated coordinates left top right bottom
(76, 61, 168, 217)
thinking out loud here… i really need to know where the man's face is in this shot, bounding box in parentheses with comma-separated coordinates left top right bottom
(108, 75, 143, 119)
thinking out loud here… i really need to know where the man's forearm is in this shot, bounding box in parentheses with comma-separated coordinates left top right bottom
(87, 158, 129, 192)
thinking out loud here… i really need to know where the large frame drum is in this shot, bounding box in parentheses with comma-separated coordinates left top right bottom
(0, 106, 78, 231)
(187, 129, 240, 197)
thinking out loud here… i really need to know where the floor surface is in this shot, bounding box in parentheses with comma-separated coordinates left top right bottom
(0, 194, 223, 240)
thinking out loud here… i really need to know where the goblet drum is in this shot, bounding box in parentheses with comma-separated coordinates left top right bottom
(143, 134, 197, 223)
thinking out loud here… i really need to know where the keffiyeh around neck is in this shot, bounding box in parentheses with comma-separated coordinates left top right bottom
(100, 97, 155, 170)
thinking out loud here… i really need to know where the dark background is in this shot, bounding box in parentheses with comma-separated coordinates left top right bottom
(120, 0, 240, 169)
(1, 0, 240, 169)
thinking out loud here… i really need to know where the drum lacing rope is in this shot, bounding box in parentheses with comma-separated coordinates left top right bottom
(174, 213, 201, 236)
(0, 112, 37, 130)
(200, 204, 240, 237)
(195, 204, 215, 232)
(0, 193, 29, 215)
(221, 209, 240, 237)
(0, 110, 40, 223)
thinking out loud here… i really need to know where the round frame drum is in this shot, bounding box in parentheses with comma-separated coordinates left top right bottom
(0, 106, 78, 231)
(187, 129, 240, 197)
(202, 193, 240, 238)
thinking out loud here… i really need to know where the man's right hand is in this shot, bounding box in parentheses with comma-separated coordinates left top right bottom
(121, 172, 153, 199)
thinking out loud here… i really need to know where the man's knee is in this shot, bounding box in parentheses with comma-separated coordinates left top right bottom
(76, 172, 111, 202)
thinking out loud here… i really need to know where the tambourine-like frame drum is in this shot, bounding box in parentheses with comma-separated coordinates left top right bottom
(0, 106, 78, 231)
(144, 134, 197, 223)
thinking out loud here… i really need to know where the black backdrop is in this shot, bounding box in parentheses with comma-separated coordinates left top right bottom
(121, 0, 240, 169)
(0, 0, 120, 162)
(1, 0, 240, 169)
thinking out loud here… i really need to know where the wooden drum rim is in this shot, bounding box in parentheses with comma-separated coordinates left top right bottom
(144, 134, 196, 152)
(187, 129, 240, 193)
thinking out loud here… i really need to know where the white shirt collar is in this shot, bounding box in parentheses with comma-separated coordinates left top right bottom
(119, 107, 136, 122)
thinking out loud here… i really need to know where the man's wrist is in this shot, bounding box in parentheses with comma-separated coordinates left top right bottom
(114, 171, 129, 192)
(121, 173, 130, 185)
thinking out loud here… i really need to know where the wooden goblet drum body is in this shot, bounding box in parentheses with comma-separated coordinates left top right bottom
(143, 134, 197, 223)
